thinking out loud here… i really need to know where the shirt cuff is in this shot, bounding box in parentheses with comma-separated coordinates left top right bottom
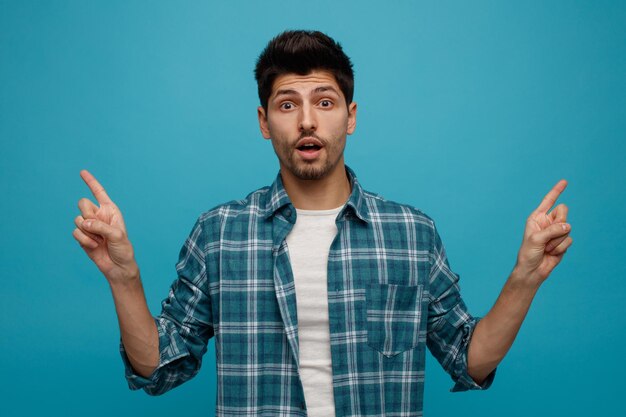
(119, 317, 191, 391)
(450, 318, 496, 392)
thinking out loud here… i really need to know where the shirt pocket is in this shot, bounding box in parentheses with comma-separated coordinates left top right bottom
(365, 283, 424, 358)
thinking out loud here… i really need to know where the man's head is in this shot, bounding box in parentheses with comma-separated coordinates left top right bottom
(255, 30, 357, 182)
(255, 30, 354, 112)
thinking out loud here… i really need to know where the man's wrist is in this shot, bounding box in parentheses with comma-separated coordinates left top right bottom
(509, 265, 543, 292)
(108, 266, 142, 293)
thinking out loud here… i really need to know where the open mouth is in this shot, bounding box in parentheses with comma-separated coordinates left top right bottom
(297, 143, 322, 153)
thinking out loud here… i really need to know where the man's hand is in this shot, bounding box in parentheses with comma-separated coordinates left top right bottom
(468, 181, 573, 384)
(73, 170, 158, 377)
(514, 179, 573, 287)
(73, 170, 139, 284)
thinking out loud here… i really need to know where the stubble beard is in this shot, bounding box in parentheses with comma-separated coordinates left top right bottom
(275, 133, 345, 180)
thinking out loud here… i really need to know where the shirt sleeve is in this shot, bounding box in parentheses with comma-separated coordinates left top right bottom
(425, 223, 495, 392)
(120, 217, 214, 395)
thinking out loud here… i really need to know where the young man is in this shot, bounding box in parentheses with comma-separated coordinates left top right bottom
(73, 31, 572, 416)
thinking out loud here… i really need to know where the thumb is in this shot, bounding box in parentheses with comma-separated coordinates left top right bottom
(82, 219, 125, 243)
(530, 223, 571, 247)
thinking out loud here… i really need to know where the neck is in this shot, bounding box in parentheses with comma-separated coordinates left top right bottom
(280, 159, 351, 210)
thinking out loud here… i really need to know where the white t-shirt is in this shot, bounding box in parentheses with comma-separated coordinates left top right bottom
(285, 205, 342, 417)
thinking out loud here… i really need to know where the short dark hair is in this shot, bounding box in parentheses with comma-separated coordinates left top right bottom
(254, 30, 354, 111)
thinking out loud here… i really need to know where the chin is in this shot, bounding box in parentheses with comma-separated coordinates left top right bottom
(293, 167, 327, 180)
(295, 160, 342, 180)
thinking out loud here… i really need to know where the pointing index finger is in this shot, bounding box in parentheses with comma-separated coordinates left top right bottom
(80, 169, 112, 204)
(535, 179, 567, 214)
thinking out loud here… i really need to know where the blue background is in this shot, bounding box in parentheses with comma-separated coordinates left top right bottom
(1, 1, 625, 416)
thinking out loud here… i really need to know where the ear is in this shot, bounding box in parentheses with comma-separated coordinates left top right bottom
(257, 106, 271, 139)
(347, 101, 357, 135)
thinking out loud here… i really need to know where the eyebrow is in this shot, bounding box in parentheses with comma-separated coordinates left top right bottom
(312, 86, 340, 95)
(273, 85, 341, 100)
(273, 88, 299, 99)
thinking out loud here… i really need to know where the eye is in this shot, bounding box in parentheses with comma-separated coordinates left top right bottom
(319, 100, 333, 108)
(280, 102, 294, 110)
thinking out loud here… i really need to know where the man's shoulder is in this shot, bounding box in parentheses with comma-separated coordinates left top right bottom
(196, 185, 273, 224)
(360, 188, 436, 230)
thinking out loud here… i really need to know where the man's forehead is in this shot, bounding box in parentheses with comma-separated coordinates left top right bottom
(271, 70, 342, 97)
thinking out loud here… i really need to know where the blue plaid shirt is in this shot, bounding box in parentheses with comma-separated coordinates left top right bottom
(122, 166, 494, 416)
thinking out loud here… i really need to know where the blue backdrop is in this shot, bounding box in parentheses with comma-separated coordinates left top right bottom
(1, 1, 625, 416)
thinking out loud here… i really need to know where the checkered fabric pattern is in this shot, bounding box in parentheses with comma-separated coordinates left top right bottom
(121, 166, 494, 416)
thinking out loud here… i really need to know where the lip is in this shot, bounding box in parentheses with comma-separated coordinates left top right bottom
(296, 147, 323, 160)
(295, 136, 324, 148)
(294, 136, 324, 160)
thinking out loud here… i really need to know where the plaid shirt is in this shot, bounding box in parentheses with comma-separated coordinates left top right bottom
(122, 166, 494, 416)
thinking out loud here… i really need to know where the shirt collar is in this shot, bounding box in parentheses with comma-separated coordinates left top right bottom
(261, 165, 370, 223)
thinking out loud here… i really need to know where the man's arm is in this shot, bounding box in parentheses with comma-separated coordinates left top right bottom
(106, 273, 159, 378)
(467, 180, 573, 384)
(73, 170, 159, 378)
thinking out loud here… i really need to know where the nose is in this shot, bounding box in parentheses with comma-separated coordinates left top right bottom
(298, 103, 317, 132)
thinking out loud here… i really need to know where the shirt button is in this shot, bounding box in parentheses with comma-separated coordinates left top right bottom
(284, 209, 292, 217)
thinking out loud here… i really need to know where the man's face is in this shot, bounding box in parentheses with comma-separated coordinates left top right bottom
(258, 70, 357, 180)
